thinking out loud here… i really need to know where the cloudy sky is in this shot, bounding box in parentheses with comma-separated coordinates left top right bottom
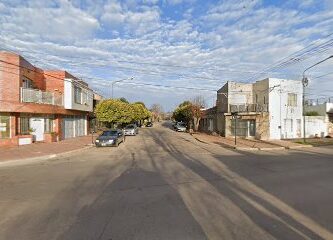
(0, 0, 333, 111)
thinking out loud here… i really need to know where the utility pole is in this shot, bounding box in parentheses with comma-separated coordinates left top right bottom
(111, 77, 134, 98)
(231, 112, 239, 146)
(302, 55, 333, 143)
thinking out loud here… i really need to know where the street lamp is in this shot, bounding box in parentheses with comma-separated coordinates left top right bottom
(302, 55, 333, 143)
(111, 77, 134, 98)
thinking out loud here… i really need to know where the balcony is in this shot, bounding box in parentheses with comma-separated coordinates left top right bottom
(20, 88, 63, 106)
(229, 103, 268, 113)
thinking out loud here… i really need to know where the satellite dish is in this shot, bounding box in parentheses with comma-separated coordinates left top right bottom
(302, 77, 309, 87)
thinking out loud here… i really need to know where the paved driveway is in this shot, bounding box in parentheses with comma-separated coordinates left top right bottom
(0, 122, 333, 239)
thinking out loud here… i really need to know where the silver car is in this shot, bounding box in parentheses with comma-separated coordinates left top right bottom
(95, 129, 125, 147)
(175, 122, 187, 132)
(124, 124, 139, 136)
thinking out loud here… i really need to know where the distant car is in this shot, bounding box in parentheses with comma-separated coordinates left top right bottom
(95, 129, 125, 147)
(175, 122, 187, 132)
(146, 122, 153, 127)
(124, 124, 139, 136)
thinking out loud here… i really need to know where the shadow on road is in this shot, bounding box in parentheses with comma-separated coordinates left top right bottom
(145, 129, 332, 240)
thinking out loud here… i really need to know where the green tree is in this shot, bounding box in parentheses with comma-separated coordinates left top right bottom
(172, 96, 205, 131)
(95, 99, 134, 126)
(172, 102, 192, 125)
(131, 103, 151, 122)
(119, 97, 129, 103)
(134, 101, 146, 108)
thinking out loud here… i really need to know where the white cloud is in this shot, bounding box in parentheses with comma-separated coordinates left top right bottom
(0, 0, 332, 110)
(0, 1, 99, 43)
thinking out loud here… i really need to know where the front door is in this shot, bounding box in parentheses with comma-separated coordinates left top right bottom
(30, 117, 45, 141)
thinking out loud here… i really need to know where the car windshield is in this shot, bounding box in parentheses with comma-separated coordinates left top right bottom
(101, 131, 118, 136)
(125, 125, 135, 129)
(178, 123, 186, 127)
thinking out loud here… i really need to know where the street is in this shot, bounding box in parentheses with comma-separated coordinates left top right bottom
(1, 122, 333, 240)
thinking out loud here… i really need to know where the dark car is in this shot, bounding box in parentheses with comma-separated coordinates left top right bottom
(146, 122, 153, 127)
(95, 129, 125, 147)
(124, 124, 139, 136)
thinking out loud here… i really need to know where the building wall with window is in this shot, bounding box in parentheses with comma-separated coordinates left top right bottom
(0, 52, 94, 147)
(267, 78, 303, 139)
(204, 77, 303, 140)
(64, 78, 93, 112)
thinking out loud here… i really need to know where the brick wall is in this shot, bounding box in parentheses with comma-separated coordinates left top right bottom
(0, 52, 20, 104)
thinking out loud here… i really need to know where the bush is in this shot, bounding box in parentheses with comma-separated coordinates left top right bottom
(305, 111, 319, 116)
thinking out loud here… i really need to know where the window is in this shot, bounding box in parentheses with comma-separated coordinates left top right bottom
(74, 86, 82, 104)
(0, 114, 10, 139)
(22, 77, 33, 89)
(44, 118, 54, 133)
(82, 91, 87, 104)
(255, 94, 258, 103)
(263, 96, 266, 104)
(20, 117, 30, 135)
(287, 93, 297, 107)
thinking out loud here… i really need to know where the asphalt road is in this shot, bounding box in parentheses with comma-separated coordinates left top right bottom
(1, 122, 333, 240)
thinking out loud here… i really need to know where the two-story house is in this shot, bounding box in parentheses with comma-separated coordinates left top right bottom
(0, 52, 94, 146)
(202, 78, 303, 140)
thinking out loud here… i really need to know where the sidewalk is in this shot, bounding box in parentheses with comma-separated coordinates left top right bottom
(0, 135, 95, 162)
(192, 133, 307, 150)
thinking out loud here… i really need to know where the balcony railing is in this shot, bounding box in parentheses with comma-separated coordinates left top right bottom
(20, 88, 63, 106)
(229, 103, 268, 113)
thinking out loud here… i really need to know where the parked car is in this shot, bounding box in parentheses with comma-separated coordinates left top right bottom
(124, 124, 139, 136)
(146, 122, 153, 127)
(175, 122, 187, 132)
(95, 129, 125, 147)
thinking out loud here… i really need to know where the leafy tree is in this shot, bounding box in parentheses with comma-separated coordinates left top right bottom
(305, 111, 319, 116)
(172, 96, 206, 131)
(131, 103, 151, 121)
(134, 101, 146, 108)
(172, 102, 192, 125)
(95, 99, 134, 126)
(119, 97, 129, 103)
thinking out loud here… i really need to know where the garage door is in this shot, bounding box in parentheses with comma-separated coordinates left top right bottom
(75, 116, 86, 137)
(62, 116, 86, 139)
(62, 117, 75, 139)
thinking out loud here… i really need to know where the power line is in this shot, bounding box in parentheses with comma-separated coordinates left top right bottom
(244, 33, 333, 82)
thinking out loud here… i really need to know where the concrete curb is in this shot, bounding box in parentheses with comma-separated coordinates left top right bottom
(193, 137, 209, 144)
(0, 145, 94, 168)
(235, 147, 259, 151)
(258, 146, 285, 151)
(286, 145, 313, 149)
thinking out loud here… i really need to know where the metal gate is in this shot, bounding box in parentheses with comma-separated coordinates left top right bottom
(62, 116, 75, 139)
(62, 116, 86, 139)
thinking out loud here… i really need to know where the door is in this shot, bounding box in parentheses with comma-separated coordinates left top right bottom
(30, 117, 45, 141)
(248, 120, 256, 137)
(62, 117, 74, 139)
(284, 119, 293, 139)
(75, 116, 86, 137)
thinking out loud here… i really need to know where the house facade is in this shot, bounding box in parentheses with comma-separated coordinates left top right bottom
(201, 78, 303, 140)
(0, 52, 94, 146)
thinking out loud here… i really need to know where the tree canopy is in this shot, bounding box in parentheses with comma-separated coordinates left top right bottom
(172, 96, 206, 131)
(95, 99, 151, 126)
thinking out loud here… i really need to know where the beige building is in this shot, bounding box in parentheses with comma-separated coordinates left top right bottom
(200, 78, 303, 140)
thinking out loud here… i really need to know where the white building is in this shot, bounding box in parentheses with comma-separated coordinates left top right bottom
(304, 102, 333, 138)
(213, 78, 303, 140)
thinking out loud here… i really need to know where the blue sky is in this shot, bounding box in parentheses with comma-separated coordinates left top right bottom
(0, 0, 333, 111)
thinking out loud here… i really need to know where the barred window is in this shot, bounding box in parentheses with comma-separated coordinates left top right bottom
(20, 117, 30, 135)
(287, 93, 297, 107)
(0, 114, 10, 139)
